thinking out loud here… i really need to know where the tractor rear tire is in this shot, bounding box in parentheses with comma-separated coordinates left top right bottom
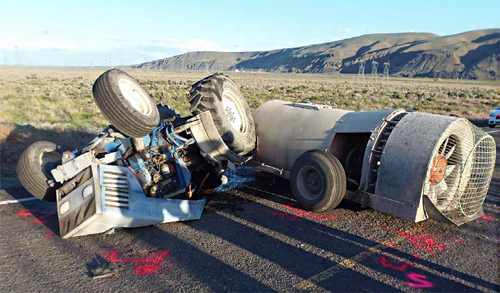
(189, 73, 256, 155)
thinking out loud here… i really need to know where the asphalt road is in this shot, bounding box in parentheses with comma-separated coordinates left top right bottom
(0, 127, 499, 292)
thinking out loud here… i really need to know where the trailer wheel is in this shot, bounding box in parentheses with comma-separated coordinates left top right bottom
(92, 68, 160, 138)
(189, 73, 256, 155)
(290, 151, 346, 212)
(16, 141, 62, 202)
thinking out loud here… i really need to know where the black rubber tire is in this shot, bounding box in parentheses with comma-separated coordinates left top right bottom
(92, 68, 160, 138)
(189, 73, 256, 155)
(16, 141, 62, 202)
(489, 125, 495, 128)
(290, 150, 346, 212)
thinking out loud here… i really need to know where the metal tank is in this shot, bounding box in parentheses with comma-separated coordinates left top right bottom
(253, 100, 496, 225)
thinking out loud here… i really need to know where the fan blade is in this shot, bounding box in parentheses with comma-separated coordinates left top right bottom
(445, 144, 456, 160)
(427, 186, 437, 202)
(445, 165, 456, 177)
(438, 180, 448, 193)
(441, 137, 449, 154)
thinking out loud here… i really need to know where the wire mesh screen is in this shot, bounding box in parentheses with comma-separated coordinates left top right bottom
(458, 129, 496, 217)
(423, 119, 496, 222)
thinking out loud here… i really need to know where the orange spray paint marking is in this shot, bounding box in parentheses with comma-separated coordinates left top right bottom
(108, 250, 169, 275)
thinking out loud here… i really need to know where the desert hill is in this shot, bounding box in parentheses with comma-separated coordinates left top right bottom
(133, 29, 500, 80)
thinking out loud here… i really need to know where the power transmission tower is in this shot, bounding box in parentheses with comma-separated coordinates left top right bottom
(357, 60, 365, 80)
(371, 61, 378, 79)
(383, 61, 390, 80)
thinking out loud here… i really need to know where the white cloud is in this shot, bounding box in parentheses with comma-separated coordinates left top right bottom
(0, 40, 80, 50)
(335, 28, 352, 34)
(0, 34, 227, 66)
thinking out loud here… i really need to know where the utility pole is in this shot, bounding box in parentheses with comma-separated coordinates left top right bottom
(357, 60, 365, 80)
(371, 61, 378, 79)
(383, 61, 390, 80)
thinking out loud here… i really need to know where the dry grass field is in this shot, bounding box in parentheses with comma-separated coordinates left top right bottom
(0, 66, 499, 180)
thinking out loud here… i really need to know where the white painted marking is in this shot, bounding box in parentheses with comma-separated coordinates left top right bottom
(0, 197, 37, 206)
(486, 129, 500, 134)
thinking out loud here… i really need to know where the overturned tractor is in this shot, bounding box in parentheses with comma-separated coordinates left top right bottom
(16, 70, 496, 238)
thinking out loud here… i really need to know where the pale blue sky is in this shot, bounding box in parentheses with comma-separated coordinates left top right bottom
(0, 0, 498, 66)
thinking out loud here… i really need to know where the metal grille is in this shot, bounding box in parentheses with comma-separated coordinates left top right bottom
(423, 119, 496, 221)
(458, 131, 496, 217)
(102, 170, 130, 209)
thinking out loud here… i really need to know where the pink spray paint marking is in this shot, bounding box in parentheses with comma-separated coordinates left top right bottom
(379, 256, 408, 271)
(108, 249, 169, 275)
(44, 233, 55, 238)
(378, 256, 434, 288)
(384, 243, 397, 249)
(405, 273, 434, 288)
(396, 231, 447, 255)
(272, 211, 287, 219)
(16, 209, 56, 224)
(282, 205, 338, 221)
(16, 209, 34, 218)
(455, 238, 466, 244)
(477, 215, 495, 221)
(271, 211, 303, 221)
(380, 226, 391, 231)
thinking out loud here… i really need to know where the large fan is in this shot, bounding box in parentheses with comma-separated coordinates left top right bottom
(426, 136, 462, 211)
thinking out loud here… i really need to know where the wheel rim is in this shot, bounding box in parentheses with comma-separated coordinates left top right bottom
(222, 90, 247, 133)
(296, 166, 324, 200)
(118, 78, 153, 115)
(39, 150, 62, 179)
